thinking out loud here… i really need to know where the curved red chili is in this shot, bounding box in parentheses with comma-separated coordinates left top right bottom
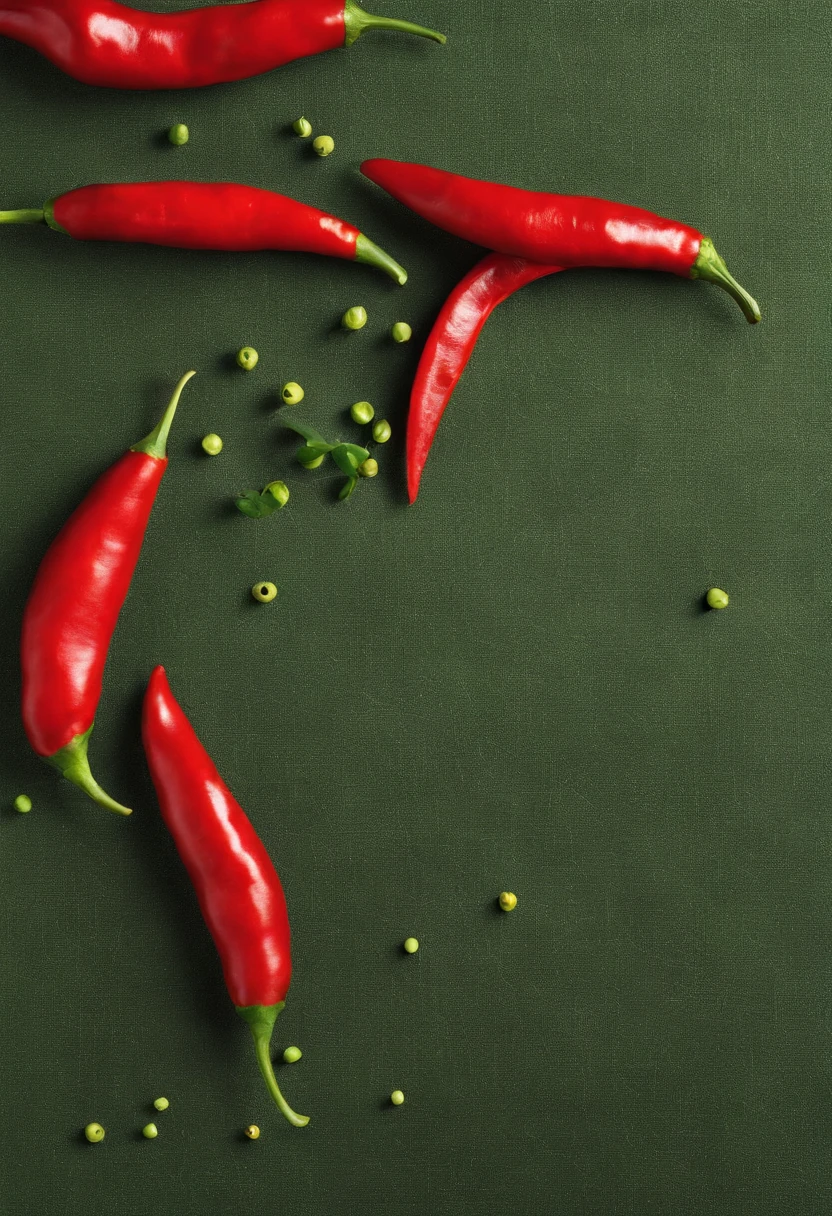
(0, 0, 445, 90)
(142, 665, 307, 1128)
(0, 181, 407, 284)
(21, 371, 195, 815)
(407, 255, 563, 502)
(361, 158, 761, 321)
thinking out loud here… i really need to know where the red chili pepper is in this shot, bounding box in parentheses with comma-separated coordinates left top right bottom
(361, 158, 761, 321)
(21, 372, 195, 815)
(0, 0, 444, 89)
(0, 181, 407, 284)
(142, 665, 308, 1128)
(407, 254, 563, 502)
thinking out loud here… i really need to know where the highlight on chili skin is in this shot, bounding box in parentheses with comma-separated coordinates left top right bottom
(0, 181, 408, 286)
(0, 0, 446, 91)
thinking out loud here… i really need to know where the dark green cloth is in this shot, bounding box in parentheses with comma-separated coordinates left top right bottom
(1, 2, 829, 1213)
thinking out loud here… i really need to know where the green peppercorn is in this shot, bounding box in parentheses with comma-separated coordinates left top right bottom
(300, 454, 325, 469)
(244, 1124, 260, 1140)
(252, 582, 278, 603)
(281, 382, 304, 406)
(292, 117, 312, 138)
(706, 588, 730, 610)
(283, 1045, 302, 1064)
(13, 794, 32, 813)
(153, 1097, 169, 1112)
(358, 458, 378, 478)
(236, 347, 259, 371)
(499, 891, 518, 912)
(342, 306, 367, 331)
(403, 937, 419, 954)
(350, 400, 375, 425)
(84, 1122, 105, 1143)
(372, 419, 392, 444)
(313, 135, 335, 157)
(265, 481, 290, 508)
(142, 1123, 158, 1139)
(391, 322, 412, 343)
(390, 1090, 405, 1106)
(201, 433, 223, 456)
(168, 123, 189, 146)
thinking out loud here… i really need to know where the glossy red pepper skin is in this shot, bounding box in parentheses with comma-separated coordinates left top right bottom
(361, 159, 760, 321)
(362, 159, 702, 272)
(407, 254, 563, 502)
(21, 372, 195, 815)
(0, 0, 444, 90)
(2, 181, 407, 283)
(142, 666, 307, 1127)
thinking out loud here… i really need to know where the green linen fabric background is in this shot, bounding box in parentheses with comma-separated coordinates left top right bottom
(0, 1, 829, 1213)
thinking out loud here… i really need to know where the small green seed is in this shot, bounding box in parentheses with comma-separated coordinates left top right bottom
(244, 1124, 260, 1140)
(281, 382, 304, 406)
(236, 347, 259, 371)
(499, 891, 517, 912)
(292, 116, 312, 138)
(300, 454, 325, 469)
(252, 581, 278, 603)
(265, 480, 290, 508)
(153, 1097, 169, 1112)
(84, 1122, 105, 1143)
(706, 587, 730, 610)
(14, 794, 32, 813)
(350, 400, 375, 425)
(313, 135, 335, 157)
(142, 1123, 158, 1139)
(342, 306, 367, 331)
(201, 433, 223, 456)
(283, 1045, 302, 1064)
(358, 458, 378, 478)
(168, 123, 189, 146)
(372, 419, 392, 444)
(390, 1090, 405, 1106)
(391, 322, 412, 344)
(403, 937, 419, 954)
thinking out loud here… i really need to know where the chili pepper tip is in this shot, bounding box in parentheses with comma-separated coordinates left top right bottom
(237, 1005, 310, 1128)
(344, 2, 446, 46)
(48, 726, 132, 815)
(354, 234, 407, 285)
(131, 370, 196, 460)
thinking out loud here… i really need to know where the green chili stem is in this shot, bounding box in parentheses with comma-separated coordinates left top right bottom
(0, 208, 45, 225)
(355, 234, 408, 285)
(344, 1, 446, 45)
(131, 370, 196, 460)
(237, 1004, 310, 1128)
(48, 725, 132, 816)
(691, 237, 761, 324)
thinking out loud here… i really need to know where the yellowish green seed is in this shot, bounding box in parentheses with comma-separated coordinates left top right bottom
(236, 347, 259, 371)
(201, 433, 223, 456)
(372, 419, 392, 444)
(84, 1122, 105, 1143)
(142, 1123, 158, 1139)
(283, 1045, 302, 1064)
(358, 458, 378, 478)
(313, 135, 335, 157)
(252, 582, 278, 603)
(403, 937, 419, 954)
(245, 1124, 260, 1140)
(14, 794, 32, 813)
(390, 1090, 405, 1106)
(706, 587, 730, 610)
(350, 400, 374, 425)
(391, 322, 412, 343)
(499, 891, 518, 912)
(342, 306, 367, 331)
(281, 382, 304, 406)
(292, 117, 312, 138)
(153, 1097, 169, 1112)
(168, 123, 189, 146)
